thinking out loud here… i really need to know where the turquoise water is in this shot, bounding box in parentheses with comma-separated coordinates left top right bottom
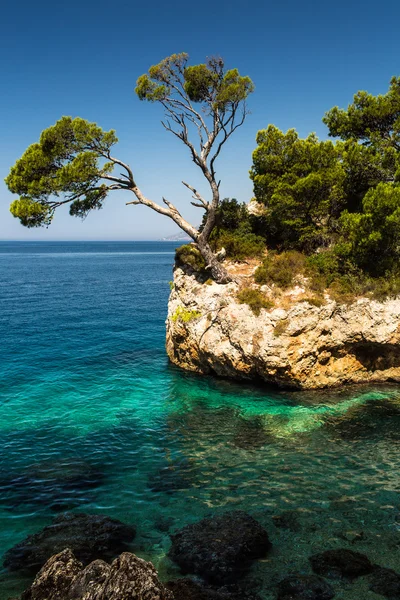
(1, 241, 400, 599)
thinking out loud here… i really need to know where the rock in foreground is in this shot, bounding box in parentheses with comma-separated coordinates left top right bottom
(20, 548, 173, 600)
(168, 510, 271, 584)
(309, 548, 373, 579)
(4, 513, 136, 572)
(166, 265, 400, 389)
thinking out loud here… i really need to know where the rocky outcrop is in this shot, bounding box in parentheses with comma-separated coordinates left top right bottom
(168, 511, 271, 584)
(19, 549, 173, 600)
(166, 264, 400, 389)
(4, 513, 136, 572)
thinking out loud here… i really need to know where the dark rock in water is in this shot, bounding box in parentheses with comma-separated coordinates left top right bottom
(272, 510, 301, 532)
(369, 567, 400, 599)
(20, 548, 173, 600)
(309, 548, 373, 579)
(4, 513, 136, 572)
(167, 578, 261, 600)
(168, 510, 271, 584)
(277, 574, 335, 600)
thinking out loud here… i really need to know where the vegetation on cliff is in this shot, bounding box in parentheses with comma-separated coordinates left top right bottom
(177, 76, 400, 301)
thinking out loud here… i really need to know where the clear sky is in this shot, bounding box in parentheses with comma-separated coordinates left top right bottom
(1, 0, 399, 240)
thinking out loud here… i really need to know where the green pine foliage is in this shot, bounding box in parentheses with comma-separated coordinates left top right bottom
(248, 76, 400, 300)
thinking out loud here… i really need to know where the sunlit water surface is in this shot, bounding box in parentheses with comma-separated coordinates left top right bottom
(1, 241, 400, 599)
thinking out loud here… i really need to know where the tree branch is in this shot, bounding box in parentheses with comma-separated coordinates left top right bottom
(182, 181, 209, 209)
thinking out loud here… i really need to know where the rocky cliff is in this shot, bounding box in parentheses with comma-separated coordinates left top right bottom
(166, 261, 400, 389)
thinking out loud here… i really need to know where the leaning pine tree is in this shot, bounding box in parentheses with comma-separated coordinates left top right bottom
(5, 53, 254, 283)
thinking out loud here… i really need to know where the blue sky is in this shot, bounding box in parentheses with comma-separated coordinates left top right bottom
(1, 0, 399, 240)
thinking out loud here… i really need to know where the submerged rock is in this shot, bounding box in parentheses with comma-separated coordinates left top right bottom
(20, 549, 173, 600)
(309, 548, 373, 579)
(4, 513, 136, 572)
(272, 510, 301, 532)
(168, 510, 271, 584)
(166, 265, 400, 389)
(369, 567, 400, 599)
(277, 574, 335, 600)
(167, 578, 261, 600)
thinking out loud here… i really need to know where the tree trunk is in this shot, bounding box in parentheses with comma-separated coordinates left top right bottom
(197, 240, 231, 284)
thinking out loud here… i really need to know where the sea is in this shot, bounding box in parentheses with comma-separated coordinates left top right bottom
(1, 241, 400, 599)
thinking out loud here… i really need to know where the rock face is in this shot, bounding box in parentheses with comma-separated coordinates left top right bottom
(166, 265, 400, 389)
(20, 549, 173, 600)
(4, 513, 136, 572)
(168, 511, 271, 584)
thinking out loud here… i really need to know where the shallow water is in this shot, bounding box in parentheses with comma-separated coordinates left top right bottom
(0, 241, 399, 599)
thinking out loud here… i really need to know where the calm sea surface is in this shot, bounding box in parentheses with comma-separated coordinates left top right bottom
(1, 241, 400, 599)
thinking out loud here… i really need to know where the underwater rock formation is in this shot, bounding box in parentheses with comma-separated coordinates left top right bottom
(166, 265, 400, 389)
(277, 574, 335, 600)
(168, 510, 271, 584)
(368, 566, 400, 598)
(4, 513, 136, 572)
(309, 548, 373, 579)
(19, 549, 173, 600)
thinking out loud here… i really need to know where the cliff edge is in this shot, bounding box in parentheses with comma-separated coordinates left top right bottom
(166, 261, 400, 389)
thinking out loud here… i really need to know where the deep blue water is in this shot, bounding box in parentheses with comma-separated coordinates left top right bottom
(1, 241, 400, 599)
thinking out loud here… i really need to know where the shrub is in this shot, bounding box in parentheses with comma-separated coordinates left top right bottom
(237, 287, 274, 316)
(255, 251, 306, 288)
(299, 296, 325, 307)
(171, 306, 202, 323)
(215, 231, 266, 260)
(175, 244, 206, 272)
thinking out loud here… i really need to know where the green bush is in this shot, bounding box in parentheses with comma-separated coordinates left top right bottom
(255, 251, 306, 288)
(171, 306, 202, 323)
(175, 244, 206, 272)
(215, 231, 265, 260)
(237, 287, 274, 315)
(299, 296, 325, 307)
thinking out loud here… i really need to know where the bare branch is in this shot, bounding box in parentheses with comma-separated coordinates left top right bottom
(100, 173, 130, 186)
(182, 181, 209, 209)
(162, 197, 180, 213)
